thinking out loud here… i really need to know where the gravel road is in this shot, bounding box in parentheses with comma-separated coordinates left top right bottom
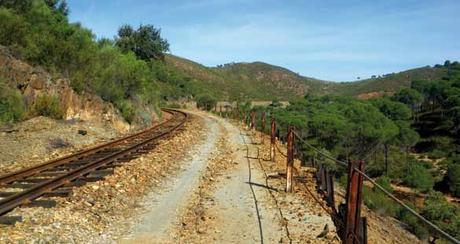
(124, 115, 221, 242)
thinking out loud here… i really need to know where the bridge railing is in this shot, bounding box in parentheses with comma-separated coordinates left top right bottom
(241, 111, 459, 244)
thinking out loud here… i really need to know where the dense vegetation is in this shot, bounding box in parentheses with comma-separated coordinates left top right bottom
(0, 78, 25, 123)
(245, 62, 460, 241)
(0, 0, 169, 123)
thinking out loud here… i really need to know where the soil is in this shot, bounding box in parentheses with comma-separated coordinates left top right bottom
(173, 112, 340, 243)
(0, 111, 427, 243)
(0, 114, 205, 243)
(0, 116, 120, 175)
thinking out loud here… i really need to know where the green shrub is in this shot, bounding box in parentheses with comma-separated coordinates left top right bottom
(422, 191, 460, 240)
(167, 102, 182, 109)
(448, 162, 460, 197)
(399, 208, 430, 239)
(196, 94, 217, 111)
(0, 79, 26, 123)
(376, 176, 393, 192)
(30, 94, 64, 119)
(363, 184, 400, 217)
(403, 161, 434, 193)
(116, 100, 136, 124)
(0, 8, 27, 47)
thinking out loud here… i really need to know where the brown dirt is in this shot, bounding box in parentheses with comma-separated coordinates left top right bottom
(0, 116, 120, 175)
(174, 115, 340, 243)
(0, 114, 205, 243)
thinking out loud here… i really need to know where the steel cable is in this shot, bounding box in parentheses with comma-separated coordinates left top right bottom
(292, 130, 460, 244)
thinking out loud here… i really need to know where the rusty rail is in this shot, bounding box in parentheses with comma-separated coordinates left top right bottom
(0, 109, 187, 218)
(0, 109, 180, 185)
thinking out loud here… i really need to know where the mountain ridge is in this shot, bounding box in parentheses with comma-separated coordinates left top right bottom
(164, 54, 450, 100)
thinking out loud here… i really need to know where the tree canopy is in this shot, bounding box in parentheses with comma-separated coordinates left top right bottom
(115, 24, 169, 61)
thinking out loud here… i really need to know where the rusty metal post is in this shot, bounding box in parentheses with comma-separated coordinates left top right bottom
(321, 167, 327, 192)
(286, 126, 294, 192)
(250, 111, 255, 130)
(344, 160, 365, 244)
(270, 117, 276, 162)
(326, 170, 336, 213)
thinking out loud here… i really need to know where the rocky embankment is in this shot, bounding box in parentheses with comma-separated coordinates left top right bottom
(0, 45, 133, 132)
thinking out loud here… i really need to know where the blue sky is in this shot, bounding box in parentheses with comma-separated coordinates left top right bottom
(67, 0, 459, 81)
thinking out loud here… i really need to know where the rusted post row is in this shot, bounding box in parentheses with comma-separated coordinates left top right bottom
(286, 126, 294, 192)
(270, 117, 276, 162)
(344, 160, 365, 244)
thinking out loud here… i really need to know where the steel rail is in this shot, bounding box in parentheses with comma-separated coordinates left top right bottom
(0, 109, 187, 216)
(0, 109, 178, 185)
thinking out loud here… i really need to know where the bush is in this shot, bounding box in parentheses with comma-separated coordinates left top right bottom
(167, 102, 182, 109)
(196, 94, 217, 111)
(363, 179, 400, 217)
(403, 161, 434, 193)
(399, 208, 430, 239)
(30, 94, 64, 119)
(0, 8, 27, 47)
(116, 100, 136, 124)
(0, 79, 26, 123)
(448, 162, 460, 197)
(422, 191, 460, 240)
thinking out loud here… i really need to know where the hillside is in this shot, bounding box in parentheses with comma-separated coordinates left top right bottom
(327, 66, 448, 97)
(163, 55, 329, 101)
(163, 54, 449, 101)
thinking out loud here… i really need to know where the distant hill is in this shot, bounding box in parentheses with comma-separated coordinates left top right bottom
(325, 66, 448, 97)
(164, 55, 329, 101)
(164, 54, 449, 101)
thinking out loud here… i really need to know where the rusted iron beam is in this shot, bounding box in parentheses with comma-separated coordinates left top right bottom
(344, 160, 365, 244)
(286, 126, 294, 192)
(321, 167, 327, 192)
(328, 173, 337, 214)
(326, 170, 336, 213)
(270, 117, 276, 162)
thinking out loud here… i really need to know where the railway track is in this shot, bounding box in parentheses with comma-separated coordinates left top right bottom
(0, 109, 187, 223)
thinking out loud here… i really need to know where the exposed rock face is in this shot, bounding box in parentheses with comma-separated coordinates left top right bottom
(0, 45, 131, 132)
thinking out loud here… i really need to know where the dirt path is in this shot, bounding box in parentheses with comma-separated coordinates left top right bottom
(121, 111, 289, 243)
(122, 114, 221, 242)
(173, 112, 339, 243)
(204, 119, 284, 243)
